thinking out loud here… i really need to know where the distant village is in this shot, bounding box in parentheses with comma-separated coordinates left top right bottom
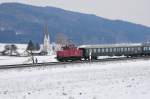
(0, 24, 63, 57)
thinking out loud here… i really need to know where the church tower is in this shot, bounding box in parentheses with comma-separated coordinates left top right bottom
(43, 23, 51, 54)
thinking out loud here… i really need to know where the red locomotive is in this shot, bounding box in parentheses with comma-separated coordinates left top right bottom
(56, 44, 83, 61)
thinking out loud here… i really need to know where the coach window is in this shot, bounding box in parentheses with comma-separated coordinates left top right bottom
(93, 49, 96, 53)
(92, 49, 94, 53)
(130, 48, 132, 51)
(99, 48, 101, 53)
(143, 47, 145, 51)
(145, 47, 147, 51)
(144, 47, 147, 51)
(146, 47, 148, 50)
(130, 47, 132, 51)
(102, 48, 104, 52)
(105, 48, 108, 52)
(113, 48, 116, 52)
(117, 48, 119, 52)
(137, 47, 141, 51)
(97, 48, 99, 53)
(109, 48, 112, 52)
(116, 48, 119, 52)
(98, 48, 100, 52)
(147, 47, 149, 51)
(133, 48, 135, 51)
(121, 48, 124, 52)
(128, 48, 130, 51)
(131, 48, 133, 51)
(146, 47, 148, 51)
(86, 49, 89, 53)
(108, 48, 110, 52)
(148, 47, 150, 51)
(124, 48, 127, 52)
(89, 49, 91, 53)
(97, 48, 99, 52)
(100, 48, 102, 53)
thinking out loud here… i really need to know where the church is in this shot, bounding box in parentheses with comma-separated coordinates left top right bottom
(42, 23, 52, 55)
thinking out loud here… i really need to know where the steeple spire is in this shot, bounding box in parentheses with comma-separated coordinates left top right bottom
(44, 22, 49, 38)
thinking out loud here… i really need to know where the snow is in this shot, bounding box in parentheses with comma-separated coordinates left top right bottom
(0, 59, 150, 99)
(0, 55, 57, 65)
(0, 43, 27, 52)
(0, 43, 58, 65)
(0, 43, 150, 99)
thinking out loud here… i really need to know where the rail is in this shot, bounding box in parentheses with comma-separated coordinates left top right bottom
(0, 56, 150, 69)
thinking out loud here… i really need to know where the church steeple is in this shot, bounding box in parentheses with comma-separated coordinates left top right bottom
(43, 23, 51, 55)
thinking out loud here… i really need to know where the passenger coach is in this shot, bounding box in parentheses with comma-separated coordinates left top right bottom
(79, 43, 143, 59)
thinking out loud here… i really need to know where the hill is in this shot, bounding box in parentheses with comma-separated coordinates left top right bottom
(0, 3, 150, 44)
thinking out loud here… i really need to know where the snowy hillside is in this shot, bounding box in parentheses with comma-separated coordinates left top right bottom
(0, 59, 150, 99)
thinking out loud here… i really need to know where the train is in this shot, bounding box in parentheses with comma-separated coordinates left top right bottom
(56, 43, 150, 62)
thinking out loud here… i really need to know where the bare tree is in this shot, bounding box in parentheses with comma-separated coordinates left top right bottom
(56, 33, 68, 46)
(10, 44, 17, 55)
(2, 44, 18, 56)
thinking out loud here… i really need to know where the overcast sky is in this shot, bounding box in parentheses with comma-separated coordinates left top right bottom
(0, 0, 150, 27)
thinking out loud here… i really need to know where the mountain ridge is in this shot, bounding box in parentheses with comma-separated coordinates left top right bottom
(0, 3, 150, 44)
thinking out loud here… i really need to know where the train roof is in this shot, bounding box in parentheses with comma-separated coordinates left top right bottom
(78, 43, 142, 49)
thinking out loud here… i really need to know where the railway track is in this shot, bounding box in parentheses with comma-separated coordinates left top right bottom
(0, 56, 150, 69)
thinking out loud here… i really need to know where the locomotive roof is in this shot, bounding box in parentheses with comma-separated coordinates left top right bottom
(79, 43, 142, 49)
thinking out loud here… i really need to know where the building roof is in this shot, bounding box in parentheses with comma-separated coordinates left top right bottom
(79, 43, 142, 49)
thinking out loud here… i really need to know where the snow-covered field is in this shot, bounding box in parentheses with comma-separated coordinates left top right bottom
(0, 55, 57, 65)
(0, 59, 150, 99)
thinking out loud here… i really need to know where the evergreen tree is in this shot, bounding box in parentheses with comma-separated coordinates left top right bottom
(26, 40, 35, 51)
(35, 43, 40, 50)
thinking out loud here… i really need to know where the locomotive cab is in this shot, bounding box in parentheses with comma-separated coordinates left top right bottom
(56, 44, 83, 62)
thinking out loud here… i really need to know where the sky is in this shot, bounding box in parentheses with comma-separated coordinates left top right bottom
(0, 0, 150, 27)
